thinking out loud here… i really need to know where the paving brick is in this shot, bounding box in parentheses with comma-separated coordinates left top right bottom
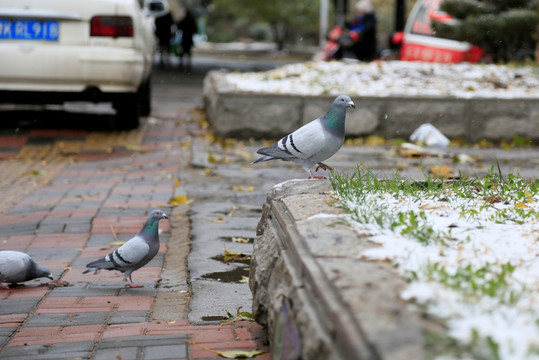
(25, 247, 81, 261)
(108, 310, 149, 324)
(28, 233, 88, 249)
(94, 346, 140, 360)
(0, 340, 94, 360)
(0, 298, 41, 315)
(0, 234, 35, 250)
(144, 344, 188, 359)
(190, 327, 235, 344)
(9, 324, 104, 346)
(25, 312, 108, 327)
(0, 286, 48, 300)
(36, 296, 154, 314)
(48, 282, 122, 297)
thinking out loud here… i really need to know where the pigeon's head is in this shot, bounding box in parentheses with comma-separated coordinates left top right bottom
(149, 209, 168, 221)
(334, 95, 355, 110)
(34, 264, 53, 280)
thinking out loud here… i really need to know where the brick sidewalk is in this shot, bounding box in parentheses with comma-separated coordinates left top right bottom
(0, 119, 269, 359)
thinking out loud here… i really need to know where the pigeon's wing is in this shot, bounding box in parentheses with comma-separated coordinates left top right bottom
(0, 251, 30, 283)
(279, 119, 326, 160)
(86, 236, 149, 272)
(111, 235, 150, 269)
(257, 120, 325, 161)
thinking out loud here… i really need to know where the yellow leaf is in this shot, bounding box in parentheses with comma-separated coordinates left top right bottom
(168, 195, 193, 206)
(525, 190, 533, 203)
(429, 165, 460, 180)
(109, 241, 125, 246)
(173, 178, 180, 188)
(231, 237, 251, 243)
(515, 202, 529, 209)
(218, 349, 266, 359)
(239, 276, 249, 283)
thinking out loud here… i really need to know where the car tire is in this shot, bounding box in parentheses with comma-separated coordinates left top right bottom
(139, 76, 151, 116)
(114, 94, 140, 129)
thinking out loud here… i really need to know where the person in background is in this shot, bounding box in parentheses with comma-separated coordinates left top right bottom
(154, 11, 174, 68)
(340, 0, 378, 61)
(177, 9, 197, 70)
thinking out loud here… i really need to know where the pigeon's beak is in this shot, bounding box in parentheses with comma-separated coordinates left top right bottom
(47, 275, 54, 280)
(162, 213, 169, 220)
(348, 101, 355, 108)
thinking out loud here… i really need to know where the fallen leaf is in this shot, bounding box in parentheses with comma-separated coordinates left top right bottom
(223, 249, 251, 262)
(398, 143, 427, 158)
(173, 178, 181, 188)
(429, 165, 460, 180)
(486, 194, 504, 204)
(231, 237, 252, 243)
(108, 241, 125, 246)
(169, 195, 193, 206)
(46, 280, 71, 288)
(185, 340, 265, 359)
(217, 349, 266, 359)
(239, 276, 249, 283)
(514, 202, 529, 209)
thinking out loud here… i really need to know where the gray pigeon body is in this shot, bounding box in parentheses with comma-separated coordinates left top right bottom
(0, 250, 53, 289)
(83, 209, 168, 288)
(252, 95, 355, 178)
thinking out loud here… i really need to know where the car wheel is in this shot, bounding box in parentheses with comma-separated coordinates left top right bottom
(139, 76, 152, 116)
(114, 94, 140, 129)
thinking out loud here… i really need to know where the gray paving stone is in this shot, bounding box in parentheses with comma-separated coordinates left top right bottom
(143, 344, 188, 359)
(94, 346, 139, 360)
(25, 312, 108, 327)
(0, 341, 94, 360)
(0, 298, 41, 315)
(35, 223, 65, 233)
(108, 310, 149, 324)
(48, 282, 121, 297)
(25, 248, 80, 261)
(97, 334, 189, 349)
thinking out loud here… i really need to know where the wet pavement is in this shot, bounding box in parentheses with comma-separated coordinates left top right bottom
(0, 54, 539, 359)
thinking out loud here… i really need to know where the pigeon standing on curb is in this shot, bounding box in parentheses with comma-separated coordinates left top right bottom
(252, 94, 355, 179)
(83, 209, 168, 288)
(0, 250, 53, 289)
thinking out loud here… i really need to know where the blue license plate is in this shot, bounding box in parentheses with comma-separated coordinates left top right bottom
(0, 19, 59, 41)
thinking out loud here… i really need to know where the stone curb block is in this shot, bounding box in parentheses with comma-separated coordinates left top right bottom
(250, 179, 435, 360)
(203, 70, 539, 141)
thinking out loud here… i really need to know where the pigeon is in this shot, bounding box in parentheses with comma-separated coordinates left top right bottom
(0, 250, 53, 289)
(83, 209, 168, 288)
(252, 94, 355, 179)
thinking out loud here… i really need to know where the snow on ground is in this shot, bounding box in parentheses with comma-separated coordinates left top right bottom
(224, 61, 539, 99)
(336, 182, 539, 359)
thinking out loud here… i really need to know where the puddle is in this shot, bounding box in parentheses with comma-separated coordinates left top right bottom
(201, 315, 229, 321)
(211, 254, 251, 265)
(201, 267, 250, 283)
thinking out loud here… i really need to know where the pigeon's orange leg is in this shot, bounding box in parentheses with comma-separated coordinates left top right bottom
(308, 170, 326, 179)
(127, 275, 143, 288)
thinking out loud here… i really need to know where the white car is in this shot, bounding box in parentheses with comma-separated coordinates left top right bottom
(0, 0, 166, 128)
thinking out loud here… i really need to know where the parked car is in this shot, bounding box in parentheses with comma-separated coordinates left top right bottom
(0, 0, 167, 128)
(397, 0, 483, 63)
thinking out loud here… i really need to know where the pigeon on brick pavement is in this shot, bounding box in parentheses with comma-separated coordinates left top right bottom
(0, 250, 53, 289)
(83, 209, 168, 288)
(252, 94, 355, 179)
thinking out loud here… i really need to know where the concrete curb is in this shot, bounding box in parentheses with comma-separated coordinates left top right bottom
(250, 179, 435, 359)
(203, 70, 539, 141)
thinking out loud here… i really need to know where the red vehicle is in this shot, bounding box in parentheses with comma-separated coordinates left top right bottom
(398, 0, 483, 63)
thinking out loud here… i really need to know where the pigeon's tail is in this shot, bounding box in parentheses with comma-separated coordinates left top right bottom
(251, 155, 274, 164)
(83, 258, 116, 273)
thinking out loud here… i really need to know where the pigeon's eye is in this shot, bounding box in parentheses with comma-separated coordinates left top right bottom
(155, 211, 160, 215)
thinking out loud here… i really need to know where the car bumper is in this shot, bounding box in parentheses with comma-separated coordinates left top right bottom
(0, 44, 147, 94)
